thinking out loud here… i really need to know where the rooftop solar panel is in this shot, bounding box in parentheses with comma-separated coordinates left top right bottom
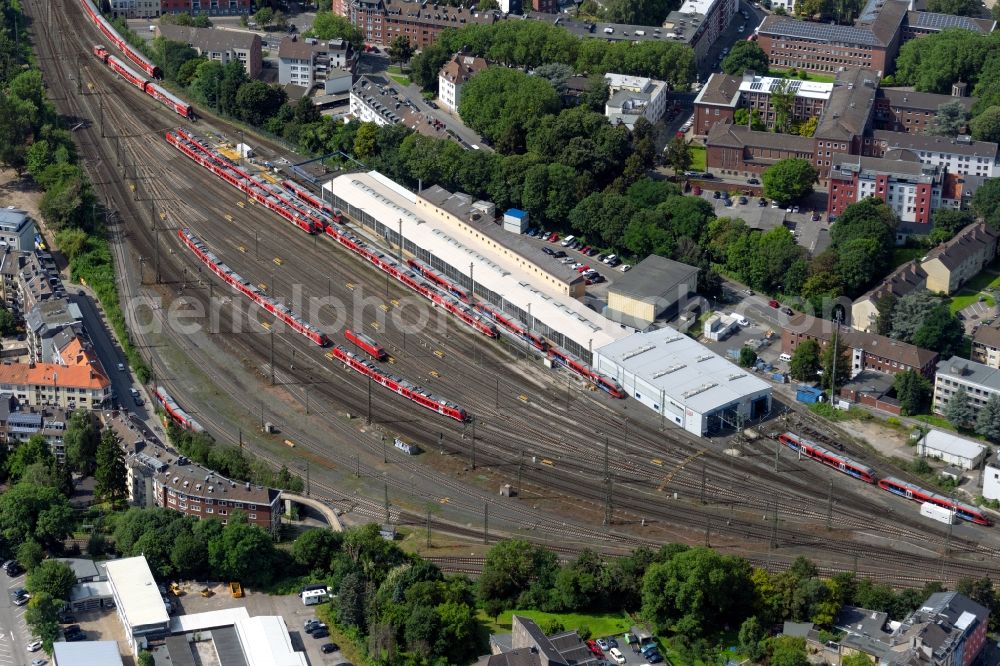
(761, 16, 883, 46)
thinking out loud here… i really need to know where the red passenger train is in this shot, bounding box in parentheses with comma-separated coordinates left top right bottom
(878, 477, 991, 525)
(329, 345, 468, 421)
(281, 180, 338, 219)
(178, 229, 329, 346)
(345, 329, 387, 361)
(93, 46, 193, 119)
(154, 386, 204, 433)
(407, 258, 469, 301)
(80, 0, 161, 78)
(777, 432, 877, 483)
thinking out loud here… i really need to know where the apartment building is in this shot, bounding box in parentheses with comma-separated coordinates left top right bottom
(349, 0, 499, 49)
(25, 298, 84, 364)
(159, 0, 252, 16)
(0, 208, 37, 252)
(277, 36, 352, 91)
(438, 51, 487, 113)
(0, 396, 71, 463)
(863, 132, 1000, 178)
(827, 153, 943, 226)
(934, 356, 1000, 422)
(695, 72, 833, 134)
(156, 24, 261, 78)
(0, 362, 111, 409)
(922, 222, 998, 293)
(782, 313, 939, 378)
(604, 73, 669, 130)
(873, 88, 975, 134)
(850, 261, 926, 332)
(157, 464, 282, 532)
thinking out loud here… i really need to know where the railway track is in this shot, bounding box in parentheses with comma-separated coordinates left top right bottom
(25, 0, 1000, 589)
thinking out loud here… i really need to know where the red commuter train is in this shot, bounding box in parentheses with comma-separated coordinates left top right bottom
(93, 45, 193, 119)
(330, 345, 468, 421)
(878, 477, 991, 525)
(154, 386, 204, 433)
(178, 229, 329, 346)
(777, 431, 877, 483)
(345, 329, 387, 361)
(80, 0, 161, 78)
(407, 258, 469, 301)
(281, 180, 339, 219)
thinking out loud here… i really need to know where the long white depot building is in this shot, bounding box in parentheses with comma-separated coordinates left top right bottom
(323, 171, 631, 362)
(594, 327, 772, 435)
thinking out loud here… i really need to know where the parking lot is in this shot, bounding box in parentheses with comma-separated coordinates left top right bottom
(517, 229, 631, 300)
(3, 569, 54, 666)
(958, 299, 998, 334)
(168, 583, 349, 666)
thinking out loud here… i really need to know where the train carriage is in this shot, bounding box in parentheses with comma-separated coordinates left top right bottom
(878, 477, 991, 525)
(345, 329, 387, 361)
(777, 432, 877, 483)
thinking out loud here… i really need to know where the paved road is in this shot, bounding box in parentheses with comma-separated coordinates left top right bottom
(71, 287, 168, 443)
(1, 571, 35, 666)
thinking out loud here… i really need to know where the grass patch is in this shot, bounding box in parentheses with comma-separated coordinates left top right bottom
(892, 247, 925, 267)
(961, 267, 1000, 293)
(689, 145, 707, 171)
(768, 68, 837, 83)
(949, 292, 994, 314)
(915, 413, 954, 430)
(480, 609, 631, 638)
(386, 65, 410, 86)
(809, 402, 872, 422)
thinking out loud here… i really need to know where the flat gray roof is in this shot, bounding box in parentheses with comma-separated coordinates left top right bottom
(596, 327, 771, 414)
(936, 356, 1000, 391)
(609, 255, 698, 303)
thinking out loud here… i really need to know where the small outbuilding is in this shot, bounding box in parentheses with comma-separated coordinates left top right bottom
(918, 429, 987, 470)
(606, 255, 699, 328)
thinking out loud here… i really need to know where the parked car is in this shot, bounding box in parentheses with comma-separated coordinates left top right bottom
(586, 640, 604, 657)
(547, 232, 559, 242)
(321, 644, 340, 654)
(782, 307, 794, 315)
(580, 245, 591, 254)
(26, 641, 42, 652)
(692, 185, 702, 195)
(542, 246, 555, 256)
(586, 247, 599, 256)
(553, 250, 567, 258)
(620, 264, 632, 272)
(758, 198, 767, 207)
(738, 196, 748, 205)
(313, 629, 330, 639)
(747, 177, 760, 185)
(812, 211, 821, 221)
(768, 299, 780, 308)
(713, 190, 721, 199)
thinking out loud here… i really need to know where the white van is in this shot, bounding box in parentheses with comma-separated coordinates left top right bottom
(779, 352, 792, 362)
(560, 235, 576, 247)
(609, 647, 627, 664)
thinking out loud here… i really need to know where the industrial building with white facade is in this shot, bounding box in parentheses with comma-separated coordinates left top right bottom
(594, 327, 772, 435)
(322, 171, 773, 433)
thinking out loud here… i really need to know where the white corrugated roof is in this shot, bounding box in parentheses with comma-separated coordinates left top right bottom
(921, 429, 985, 461)
(596, 327, 771, 414)
(324, 172, 630, 352)
(102, 557, 169, 630)
(52, 640, 123, 666)
(239, 616, 309, 666)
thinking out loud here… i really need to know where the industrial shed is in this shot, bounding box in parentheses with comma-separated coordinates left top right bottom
(918, 429, 987, 469)
(605, 255, 699, 328)
(594, 327, 772, 436)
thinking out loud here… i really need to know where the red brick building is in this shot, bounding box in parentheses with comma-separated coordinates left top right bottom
(156, 464, 282, 533)
(781, 313, 939, 378)
(349, 0, 499, 48)
(873, 88, 975, 134)
(826, 152, 944, 226)
(694, 73, 831, 135)
(706, 121, 816, 175)
(159, 0, 251, 15)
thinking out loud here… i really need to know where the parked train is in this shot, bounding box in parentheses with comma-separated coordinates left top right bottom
(777, 432, 877, 483)
(345, 329, 387, 361)
(329, 345, 468, 421)
(93, 46, 193, 119)
(79, 0, 161, 78)
(154, 386, 204, 433)
(778, 431, 991, 525)
(167, 130, 323, 233)
(407, 258, 469, 302)
(280, 180, 338, 219)
(878, 477, 990, 526)
(178, 229, 329, 346)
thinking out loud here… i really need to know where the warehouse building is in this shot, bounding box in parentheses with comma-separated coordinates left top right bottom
(605, 255, 698, 329)
(103, 556, 170, 653)
(593, 327, 772, 435)
(52, 641, 123, 666)
(984, 453, 1000, 501)
(917, 429, 987, 470)
(323, 172, 628, 361)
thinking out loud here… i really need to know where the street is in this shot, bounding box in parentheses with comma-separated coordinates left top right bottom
(1, 570, 37, 666)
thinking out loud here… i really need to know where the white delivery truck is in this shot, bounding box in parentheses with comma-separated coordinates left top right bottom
(920, 502, 955, 525)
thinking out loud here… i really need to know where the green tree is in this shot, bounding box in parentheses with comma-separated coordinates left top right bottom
(931, 209, 975, 244)
(971, 105, 1000, 143)
(738, 616, 767, 661)
(975, 393, 1000, 441)
(191, 60, 225, 109)
(409, 44, 451, 91)
(478, 539, 559, 611)
(891, 291, 941, 342)
(337, 571, 368, 630)
(7, 436, 54, 481)
(722, 40, 769, 75)
(95, 428, 127, 505)
(308, 11, 364, 49)
(770, 79, 796, 133)
(926, 0, 981, 15)
(219, 60, 249, 116)
(762, 158, 818, 204)
(387, 36, 414, 65)
(27, 560, 77, 601)
(208, 516, 277, 586)
(927, 99, 969, 137)
(192, 11, 212, 27)
(972, 178, 1000, 229)
(894, 369, 932, 416)
(64, 410, 99, 475)
(24, 591, 61, 652)
(292, 528, 344, 572)
(789, 339, 820, 381)
(665, 136, 693, 176)
(945, 386, 976, 428)
(911, 306, 964, 357)
(253, 6, 274, 29)
(820, 335, 850, 393)
(895, 29, 987, 93)
(137, 652, 155, 666)
(458, 68, 560, 151)
(16, 540, 44, 573)
(234, 81, 287, 126)
(874, 292, 896, 336)
(641, 547, 754, 635)
(739, 347, 758, 368)
(768, 636, 809, 666)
